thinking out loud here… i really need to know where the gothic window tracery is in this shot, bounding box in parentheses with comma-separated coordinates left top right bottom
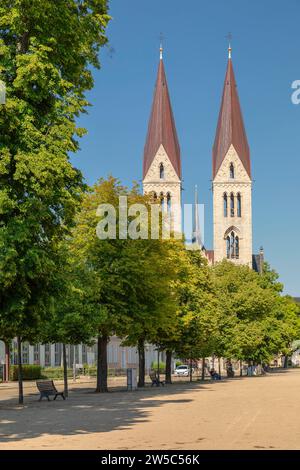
(230, 163, 235, 179)
(226, 230, 239, 259)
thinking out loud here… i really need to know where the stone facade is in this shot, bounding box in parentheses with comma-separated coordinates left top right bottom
(213, 144, 252, 267)
(143, 144, 182, 234)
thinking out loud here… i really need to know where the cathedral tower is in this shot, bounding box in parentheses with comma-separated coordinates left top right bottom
(212, 46, 252, 266)
(143, 47, 182, 234)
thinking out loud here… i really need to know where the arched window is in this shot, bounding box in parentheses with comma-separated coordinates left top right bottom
(160, 192, 164, 212)
(223, 193, 228, 217)
(230, 193, 235, 217)
(166, 193, 171, 215)
(237, 193, 241, 217)
(230, 163, 235, 179)
(153, 191, 157, 202)
(226, 229, 240, 260)
(159, 163, 164, 179)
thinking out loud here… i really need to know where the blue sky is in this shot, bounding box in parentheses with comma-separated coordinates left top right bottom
(73, 0, 300, 296)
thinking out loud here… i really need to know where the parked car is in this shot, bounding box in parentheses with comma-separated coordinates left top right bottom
(174, 365, 194, 376)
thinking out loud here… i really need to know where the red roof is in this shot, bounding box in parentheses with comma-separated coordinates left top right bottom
(143, 58, 181, 179)
(212, 57, 251, 179)
(205, 249, 214, 264)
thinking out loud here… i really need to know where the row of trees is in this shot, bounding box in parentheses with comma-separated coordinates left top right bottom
(3, 175, 300, 403)
(0, 1, 299, 404)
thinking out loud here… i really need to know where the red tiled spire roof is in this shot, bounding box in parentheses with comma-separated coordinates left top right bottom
(212, 52, 251, 179)
(143, 54, 181, 179)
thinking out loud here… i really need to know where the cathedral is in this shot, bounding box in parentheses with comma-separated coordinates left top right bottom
(142, 44, 264, 272)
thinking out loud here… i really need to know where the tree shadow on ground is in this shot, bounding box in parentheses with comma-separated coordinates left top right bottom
(0, 381, 212, 444)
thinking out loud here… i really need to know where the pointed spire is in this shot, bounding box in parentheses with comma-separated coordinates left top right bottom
(192, 185, 203, 248)
(212, 51, 251, 179)
(143, 51, 181, 179)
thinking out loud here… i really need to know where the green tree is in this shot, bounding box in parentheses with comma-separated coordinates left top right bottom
(212, 260, 300, 367)
(173, 249, 220, 381)
(0, 0, 110, 403)
(69, 177, 178, 391)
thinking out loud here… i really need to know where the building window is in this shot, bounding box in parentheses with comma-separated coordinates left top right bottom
(160, 192, 164, 212)
(226, 231, 239, 259)
(166, 193, 171, 214)
(54, 343, 61, 366)
(152, 191, 157, 202)
(223, 193, 228, 217)
(230, 193, 235, 217)
(22, 342, 29, 364)
(11, 340, 18, 365)
(82, 345, 87, 364)
(237, 193, 241, 217)
(159, 163, 164, 179)
(34, 344, 40, 364)
(44, 344, 51, 366)
(230, 163, 235, 179)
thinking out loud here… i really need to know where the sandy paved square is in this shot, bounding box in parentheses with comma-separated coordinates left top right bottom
(0, 369, 300, 450)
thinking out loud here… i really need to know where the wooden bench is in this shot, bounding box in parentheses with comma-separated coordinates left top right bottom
(149, 371, 165, 387)
(36, 380, 66, 401)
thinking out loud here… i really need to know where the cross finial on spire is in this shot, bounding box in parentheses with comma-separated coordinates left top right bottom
(226, 32, 232, 59)
(159, 32, 164, 60)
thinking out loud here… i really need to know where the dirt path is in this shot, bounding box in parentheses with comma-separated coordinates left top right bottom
(0, 369, 299, 450)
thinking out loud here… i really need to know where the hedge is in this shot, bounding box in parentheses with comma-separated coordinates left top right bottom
(151, 361, 166, 373)
(10, 365, 42, 381)
(42, 367, 73, 379)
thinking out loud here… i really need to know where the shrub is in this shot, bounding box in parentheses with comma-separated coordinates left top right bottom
(10, 365, 42, 381)
(41, 367, 73, 379)
(151, 361, 166, 373)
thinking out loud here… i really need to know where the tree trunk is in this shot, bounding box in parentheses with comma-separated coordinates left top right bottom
(201, 357, 205, 381)
(62, 344, 68, 398)
(17, 336, 24, 405)
(189, 358, 193, 383)
(283, 355, 289, 369)
(218, 357, 221, 376)
(165, 350, 172, 384)
(5, 342, 10, 382)
(96, 335, 108, 393)
(240, 360, 243, 377)
(137, 338, 145, 388)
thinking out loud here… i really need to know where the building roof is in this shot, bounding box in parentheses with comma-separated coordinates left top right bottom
(143, 56, 181, 179)
(205, 250, 215, 264)
(212, 55, 251, 179)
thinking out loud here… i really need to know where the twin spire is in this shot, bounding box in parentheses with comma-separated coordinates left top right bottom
(143, 46, 181, 179)
(212, 43, 251, 178)
(143, 43, 250, 180)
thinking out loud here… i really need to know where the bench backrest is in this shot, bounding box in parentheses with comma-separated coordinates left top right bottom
(36, 380, 57, 392)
